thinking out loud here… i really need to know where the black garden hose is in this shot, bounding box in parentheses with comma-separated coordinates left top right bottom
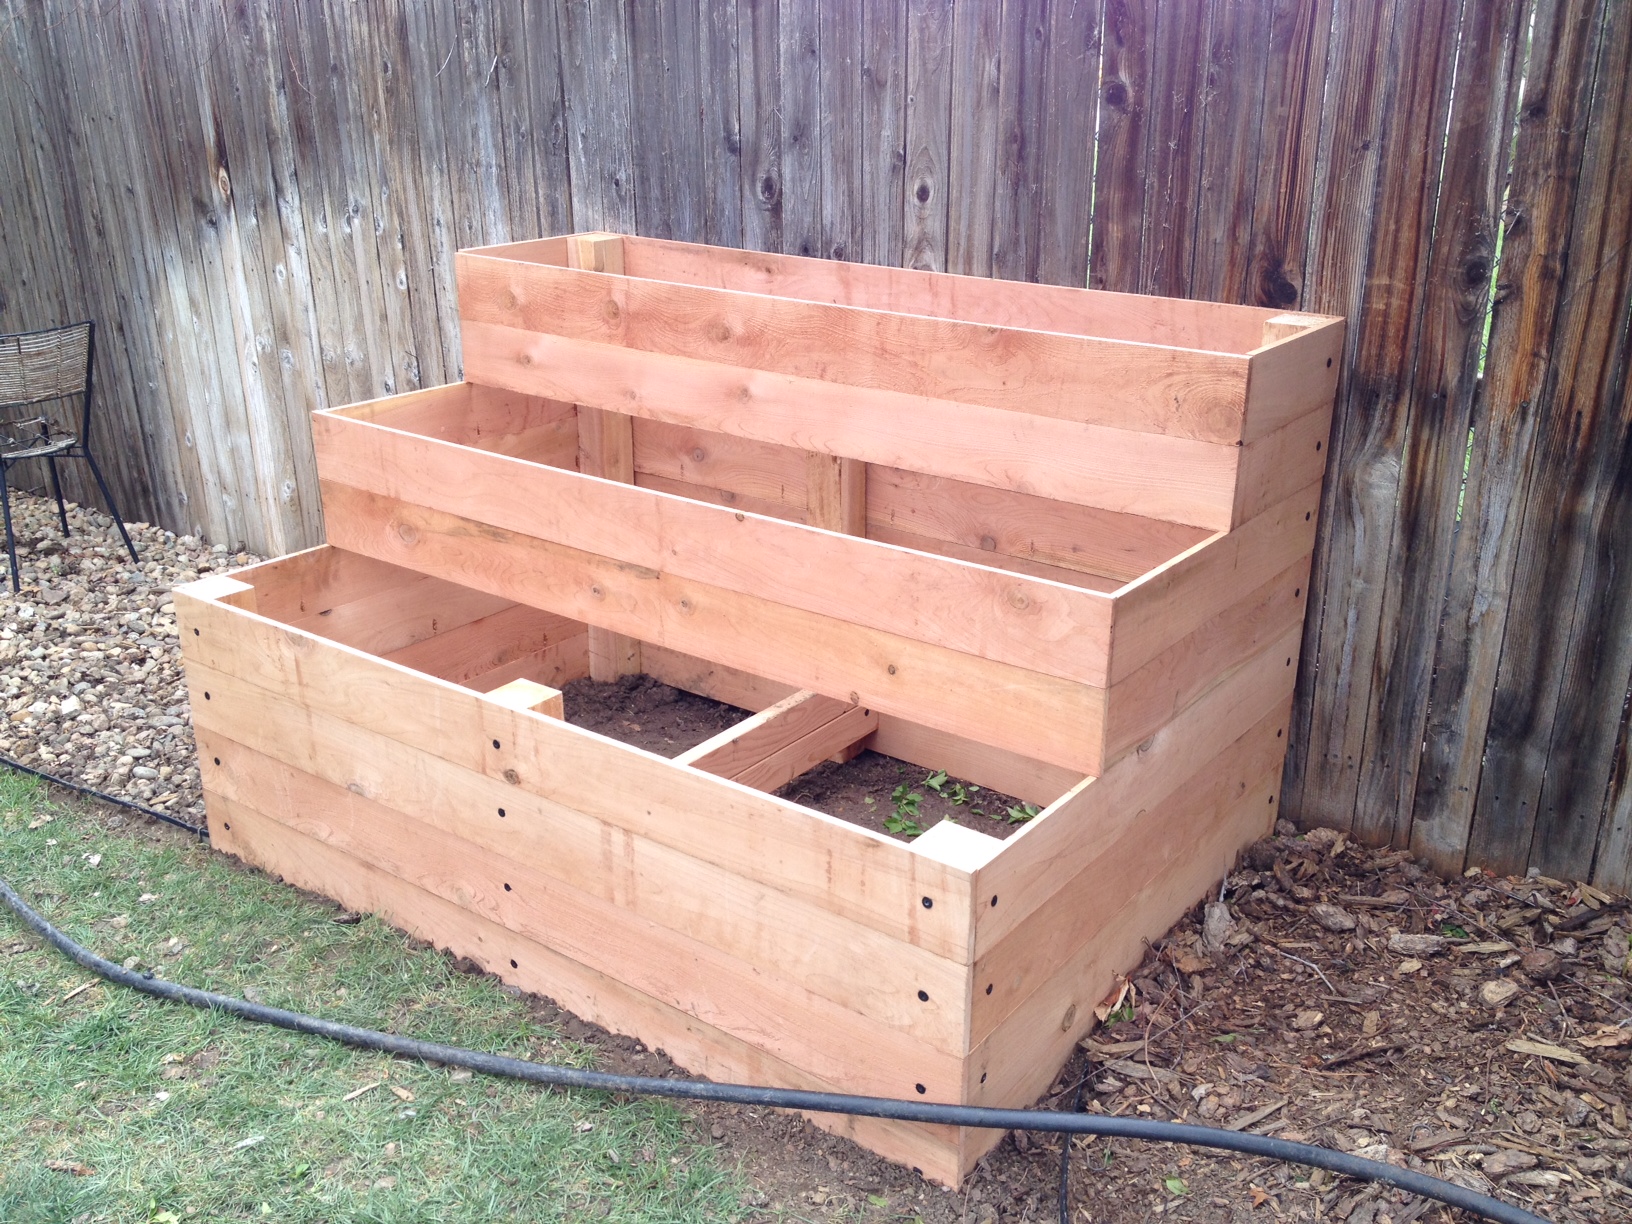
(0, 750, 207, 837)
(0, 873, 1552, 1224)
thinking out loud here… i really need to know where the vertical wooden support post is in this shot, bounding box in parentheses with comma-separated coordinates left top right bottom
(805, 452, 867, 762)
(568, 233, 643, 681)
(1259, 314, 1310, 346)
(805, 453, 866, 536)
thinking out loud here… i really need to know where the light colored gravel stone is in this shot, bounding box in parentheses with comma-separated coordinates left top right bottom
(0, 490, 261, 825)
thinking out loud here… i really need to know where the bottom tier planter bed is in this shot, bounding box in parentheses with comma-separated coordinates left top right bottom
(177, 544, 1295, 1185)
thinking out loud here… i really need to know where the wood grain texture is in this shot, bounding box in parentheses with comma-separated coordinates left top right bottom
(9, 0, 1631, 911)
(320, 480, 1112, 773)
(205, 793, 965, 1184)
(177, 571, 979, 960)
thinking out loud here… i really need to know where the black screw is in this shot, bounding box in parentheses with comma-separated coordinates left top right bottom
(203, 692, 211, 700)
(921, 897, 933, 909)
(510, 959, 518, 969)
(917, 989, 929, 1002)
(915, 1083, 926, 1095)
(504, 883, 512, 892)
(985, 983, 993, 995)
(492, 739, 501, 749)
(498, 808, 507, 818)
(990, 895, 998, 907)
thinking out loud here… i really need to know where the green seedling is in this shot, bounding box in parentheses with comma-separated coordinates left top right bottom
(886, 782, 926, 836)
(1003, 802, 1041, 824)
(923, 770, 974, 805)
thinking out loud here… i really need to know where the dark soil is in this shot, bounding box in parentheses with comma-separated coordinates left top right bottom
(559, 674, 746, 757)
(560, 674, 1034, 843)
(776, 750, 1034, 843)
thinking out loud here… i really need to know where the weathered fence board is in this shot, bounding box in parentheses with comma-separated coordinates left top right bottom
(0, 0, 1628, 886)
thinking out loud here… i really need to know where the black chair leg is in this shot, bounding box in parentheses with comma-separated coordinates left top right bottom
(0, 466, 18, 592)
(46, 457, 69, 536)
(81, 448, 139, 566)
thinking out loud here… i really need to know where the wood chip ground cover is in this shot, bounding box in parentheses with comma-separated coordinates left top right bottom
(2, 492, 1630, 1221)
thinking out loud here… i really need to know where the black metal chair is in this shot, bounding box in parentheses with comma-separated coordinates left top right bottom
(0, 321, 139, 590)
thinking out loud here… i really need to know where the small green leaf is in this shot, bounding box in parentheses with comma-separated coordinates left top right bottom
(867, 1194, 889, 1207)
(1212, 1033, 1238, 1043)
(923, 770, 949, 793)
(1441, 923, 1469, 939)
(1164, 1176, 1187, 1196)
(862, 796, 876, 806)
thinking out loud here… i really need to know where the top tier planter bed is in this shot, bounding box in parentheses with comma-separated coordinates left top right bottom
(177, 232, 1343, 1186)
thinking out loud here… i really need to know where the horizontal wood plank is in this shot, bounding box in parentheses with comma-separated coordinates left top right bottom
(641, 642, 1084, 808)
(633, 418, 809, 513)
(867, 464, 1209, 585)
(676, 689, 878, 791)
(318, 481, 1110, 773)
(316, 412, 1120, 680)
(1242, 316, 1345, 443)
(971, 624, 1303, 955)
(1109, 482, 1322, 683)
(207, 793, 963, 1184)
(970, 707, 1286, 1045)
(190, 670, 968, 1049)
(967, 765, 1281, 1108)
(381, 602, 587, 686)
(1103, 556, 1313, 762)
(619, 234, 1290, 354)
(458, 252, 1252, 444)
(204, 739, 962, 1092)
(460, 320, 1242, 527)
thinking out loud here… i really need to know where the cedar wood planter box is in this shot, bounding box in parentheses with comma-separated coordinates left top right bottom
(175, 234, 1343, 1185)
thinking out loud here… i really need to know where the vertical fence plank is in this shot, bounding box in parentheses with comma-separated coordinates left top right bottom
(698, 0, 744, 248)
(1188, 0, 1271, 304)
(1355, 0, 1526, 861)
(944, 0, 1002, 277)
(1088, 0, 1153, 293)
(559, 0, 636, 232)
(990, 0, 1045, 282)
(817, 0, 863, 261)
(1137, 0, 1206, 297)
(779, 0, 822, 257)
(1280, 0, 1406, 832)
(860, 0, 907, 265)
(902, 0, 953, 273)
(1409, 0, 1614, 874)
(1240, 0, 1334, 311)
(736, 0, 782, 253)
(1036, 0, 1099, 288)
(1471, 1, 1632, 880)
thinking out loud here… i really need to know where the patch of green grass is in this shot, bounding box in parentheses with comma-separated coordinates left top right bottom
(0, 771, 748, 1222)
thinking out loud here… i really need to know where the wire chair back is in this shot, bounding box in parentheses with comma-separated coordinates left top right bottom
(0, 322, 95, 444)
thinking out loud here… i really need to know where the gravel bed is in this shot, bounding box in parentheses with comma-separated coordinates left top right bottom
(0, 490, 260, 826)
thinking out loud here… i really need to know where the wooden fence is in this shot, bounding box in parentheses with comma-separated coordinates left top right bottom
(1, 0, 1629, 888)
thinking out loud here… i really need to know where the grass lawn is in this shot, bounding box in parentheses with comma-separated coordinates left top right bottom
(0, 770, 752, 1223)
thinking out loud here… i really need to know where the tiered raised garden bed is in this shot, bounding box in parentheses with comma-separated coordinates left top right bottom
(175, 233, 1343, 1185)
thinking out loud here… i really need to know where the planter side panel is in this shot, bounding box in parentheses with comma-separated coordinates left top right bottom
(206, 790, 966, 1186)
